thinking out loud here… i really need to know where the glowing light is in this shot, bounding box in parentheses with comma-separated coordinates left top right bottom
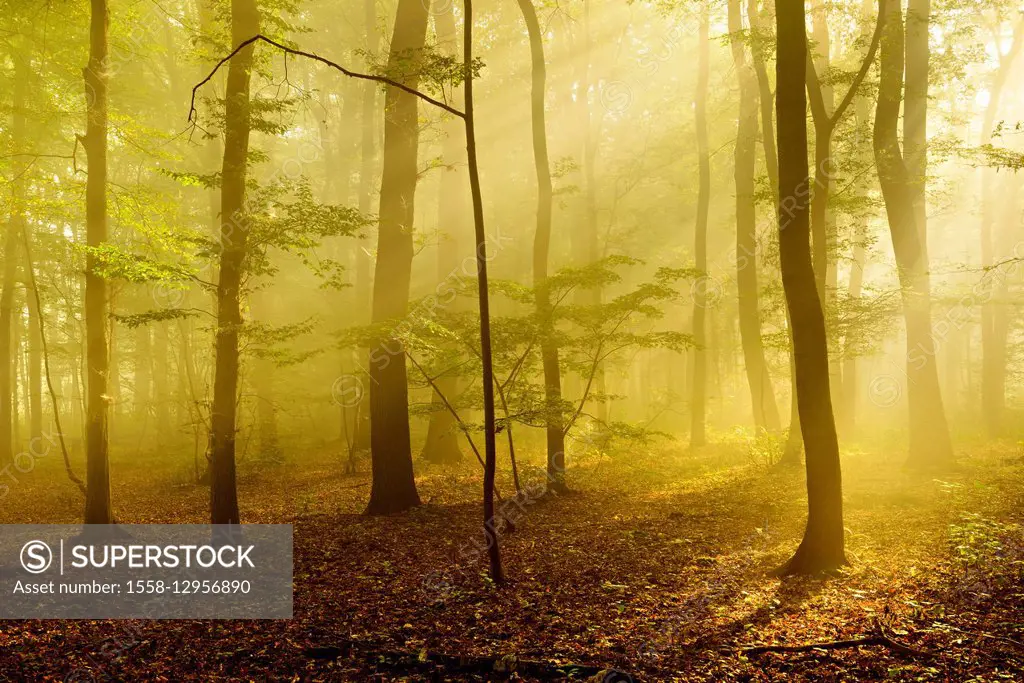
(976, 89, 991, 108)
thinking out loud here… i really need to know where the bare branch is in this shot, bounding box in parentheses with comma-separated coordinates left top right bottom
(190, 34, 465, 123)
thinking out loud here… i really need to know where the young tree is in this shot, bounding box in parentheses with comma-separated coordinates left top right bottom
(209, 0, 260, 525)
(517, 0, 568, 492)
(364, 0, 428, 514)
(776, 0, 846, 575)
(83, 0, 114, 524)
(690, 3, 710, 448)
(728, 0, 781, 432)
(873, 0, 953, 469)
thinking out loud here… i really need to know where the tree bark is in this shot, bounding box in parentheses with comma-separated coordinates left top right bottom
(873, 0, 953, 469)
(463, 0, 503, 583)
(517, 0, 568, 492)
(210, 0, 260, 525)
(729, 0, 781, 432)
(84, 0, 113, 524)
(365, 0, 428, 514)
(775, 0, 846, 575)
(690, 4, 710, 448)
(421, 1, 465, 466)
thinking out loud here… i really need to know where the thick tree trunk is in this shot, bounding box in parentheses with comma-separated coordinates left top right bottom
(776, 0, 846, 575)
(421, 1, 465, 466)
(873, 0, 953, 469)
(1, 52, 30, 465)
(365, 0, 428, 514)
(210, 0, 259, 525)
(729, 0, 781, 432)
(690, 5, 710, 448)
(516, 0, 567, 492)
(83, 0, 113, 524)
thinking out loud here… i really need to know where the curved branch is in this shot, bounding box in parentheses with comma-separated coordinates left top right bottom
(190, 34, 465, 122)
(805, 0, 885, 131)
(830, 0, 886, 126)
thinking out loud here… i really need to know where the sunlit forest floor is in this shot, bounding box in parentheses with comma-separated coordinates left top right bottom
(1, 435, 1022, 681)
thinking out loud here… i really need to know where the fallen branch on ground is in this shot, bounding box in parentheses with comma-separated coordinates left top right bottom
(736, 620, 935, 659)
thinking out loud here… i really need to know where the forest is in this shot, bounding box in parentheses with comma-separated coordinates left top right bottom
(1, 0, 1023, 679)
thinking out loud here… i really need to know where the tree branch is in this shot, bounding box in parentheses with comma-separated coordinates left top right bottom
(190, 34, 465, 123)
(829, 0, 886, 126)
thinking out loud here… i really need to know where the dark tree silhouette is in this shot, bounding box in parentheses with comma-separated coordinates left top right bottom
(365, 0, 429, 514)
(776, 0, 846, 576)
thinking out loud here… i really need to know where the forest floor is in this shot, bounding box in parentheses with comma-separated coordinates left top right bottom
(0, 434, 1022, 681)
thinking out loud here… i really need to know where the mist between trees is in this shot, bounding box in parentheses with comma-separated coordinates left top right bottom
(3, 0, 1024, 678)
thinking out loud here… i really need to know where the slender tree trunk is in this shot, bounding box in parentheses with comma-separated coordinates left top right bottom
(352, 0, 376, 453)
(729, 0, 781, 432)
(153, 323, 170, 438)
(776, 0, 846, 575)
(365, 0, 428, 514)
(134, 325, 151, 424)
(749, 0, 804, 462)
(979, 19, 1024, 436)
(517, 0, 568, 492)
(27, 280, 42, 440)
(690, 4, 710, 448)
(210, 0, 259, 525)
(873, 0, 953, 469)
(83, 0, 113, 524)
(421, 2, 465, 465)
(580, 0, 606, 426)
(463, 0, 503, 583)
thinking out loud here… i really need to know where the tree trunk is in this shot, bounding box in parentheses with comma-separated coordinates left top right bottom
(580, 0, 606, 426)
(517, 0, 568, 492)
(352, 0, 376, 454)
(776, 0, 846, 575)
(365, 0, 428, 514)
(729, 0, 781, 432)
(134, 325, 151, 424)
(462, 0, 503, 583)
(27, 279, 42, 441)
(979, 18, 1024, 437)
(690, 4, 710, 448)
(210, 0, 260, 525)
(83, 0, 113, 524)
(153, 323, 170, 438)
(420, 1, 465, 466)
(873, 0, 953, 469)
